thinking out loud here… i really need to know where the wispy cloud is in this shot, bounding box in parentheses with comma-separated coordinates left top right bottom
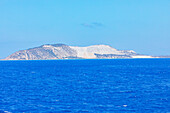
(81, 23, 94, 28)
(81, 22, 104, 28)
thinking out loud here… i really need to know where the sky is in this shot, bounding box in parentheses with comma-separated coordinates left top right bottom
(0, 0, 170, 58)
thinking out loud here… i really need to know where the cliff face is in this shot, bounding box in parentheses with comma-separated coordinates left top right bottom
(5, 44, 153, 60)
(6, 44, 77, 60)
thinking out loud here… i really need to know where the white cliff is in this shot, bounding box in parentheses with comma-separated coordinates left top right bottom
(70, 45, 125, 59)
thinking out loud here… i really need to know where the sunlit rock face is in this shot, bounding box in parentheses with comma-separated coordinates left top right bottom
(5, 44, 77, 60)
(70, 45, 123, 59)
(5, 44, 154, 60)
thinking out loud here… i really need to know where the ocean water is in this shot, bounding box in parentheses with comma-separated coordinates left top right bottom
(0, 59, 170, 113)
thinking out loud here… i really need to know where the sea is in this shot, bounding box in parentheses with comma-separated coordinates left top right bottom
(0, 59, 170, 113)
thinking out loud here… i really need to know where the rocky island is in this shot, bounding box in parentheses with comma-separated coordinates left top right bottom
(5, 44, 154, 60)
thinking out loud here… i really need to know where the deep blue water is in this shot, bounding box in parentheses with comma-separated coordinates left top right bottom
(0, 59, 170, 113)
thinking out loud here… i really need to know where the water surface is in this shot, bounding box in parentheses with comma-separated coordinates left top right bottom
(0, 59, 170, 112)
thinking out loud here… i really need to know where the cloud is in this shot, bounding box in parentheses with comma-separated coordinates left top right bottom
(81, 22, 104, 28)
(81, 23, 94, 28)
(92, 22, 104, 27)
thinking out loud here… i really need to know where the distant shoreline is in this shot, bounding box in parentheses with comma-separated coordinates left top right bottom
(1, 57, 170, 61)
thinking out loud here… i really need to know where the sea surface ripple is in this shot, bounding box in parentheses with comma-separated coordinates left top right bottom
(0, 59, 170, 113)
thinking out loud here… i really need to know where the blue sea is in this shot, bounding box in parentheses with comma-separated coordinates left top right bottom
(0, 59, 170, 113)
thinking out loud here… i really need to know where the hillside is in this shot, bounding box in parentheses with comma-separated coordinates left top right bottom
(5, 44, 154, 60)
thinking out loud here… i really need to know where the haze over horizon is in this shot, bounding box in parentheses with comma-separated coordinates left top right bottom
(0, 0, 170, 58)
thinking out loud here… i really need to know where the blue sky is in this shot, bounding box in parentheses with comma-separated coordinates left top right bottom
(0, 0, 170, 58)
